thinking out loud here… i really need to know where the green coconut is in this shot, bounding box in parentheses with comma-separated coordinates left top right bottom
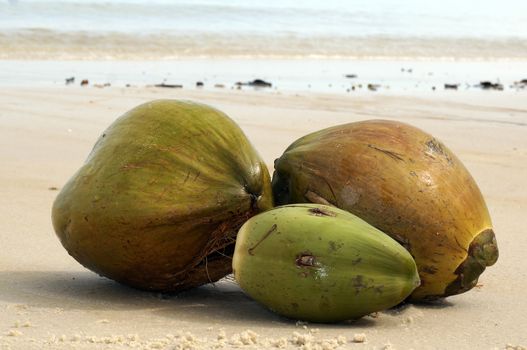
(52, 100, 273, 292)
(233, 204, 420, 322)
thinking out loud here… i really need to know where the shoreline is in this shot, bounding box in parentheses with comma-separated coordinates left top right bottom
(2, 31, 527, 61)
(1, 59, 526, 94)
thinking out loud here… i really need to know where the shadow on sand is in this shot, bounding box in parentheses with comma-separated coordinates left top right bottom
(383, 298, 455, 316)
(0, 270, 377, 328)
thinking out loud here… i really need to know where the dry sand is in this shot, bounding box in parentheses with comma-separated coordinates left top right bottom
(0, 87, 526, 349)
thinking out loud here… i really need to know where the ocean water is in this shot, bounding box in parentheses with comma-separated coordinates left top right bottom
(1, 0, 527, 60)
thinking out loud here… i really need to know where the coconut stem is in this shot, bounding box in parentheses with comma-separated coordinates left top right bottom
(444, 228, 498, 297)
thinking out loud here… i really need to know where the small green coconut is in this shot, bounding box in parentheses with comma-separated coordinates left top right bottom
(233, 204, 420, 323)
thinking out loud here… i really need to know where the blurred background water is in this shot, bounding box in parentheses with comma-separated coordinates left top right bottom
(1, 0, 527, 59)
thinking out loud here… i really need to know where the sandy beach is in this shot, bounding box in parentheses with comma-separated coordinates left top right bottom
(0, 86, 526, 349)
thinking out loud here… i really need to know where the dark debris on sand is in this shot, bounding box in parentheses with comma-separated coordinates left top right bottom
(512, 79, 527, 89)
(154, 83, 183, 88)
(444, 84, 459, 90)
(477, 81, 503, 90)
(235, 79, 272, 88)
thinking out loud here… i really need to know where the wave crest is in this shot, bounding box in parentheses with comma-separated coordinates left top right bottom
(1, 29, 527, 60)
